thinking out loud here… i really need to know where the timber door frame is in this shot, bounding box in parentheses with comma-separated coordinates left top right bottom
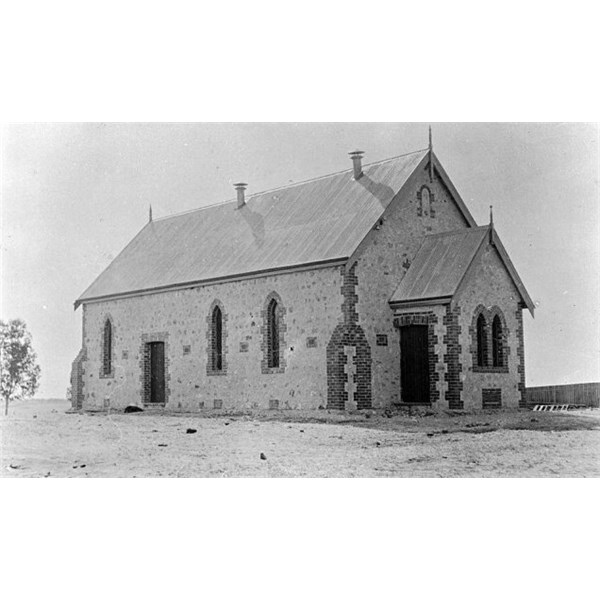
(400, 324, 431, 405)
(140, 332, 170, 406)
(148, 341, 166, 405)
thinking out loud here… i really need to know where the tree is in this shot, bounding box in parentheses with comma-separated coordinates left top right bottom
(1, 319, 41, 415)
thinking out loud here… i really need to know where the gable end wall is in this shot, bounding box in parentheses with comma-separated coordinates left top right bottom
(352, 161, 471, 406)
(454, 243, 525, 408)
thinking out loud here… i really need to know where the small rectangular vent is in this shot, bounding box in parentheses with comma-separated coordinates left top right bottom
(213, 399, 223, 409)
(183, 345, 191, 355)
(306, 337, 317, 348)
(239, 341, 249, 352)
(482, 388, 502, 409)
(376, 334, 388, 346)
(269, 399, 280, 410)
(122, 350, 129, 359)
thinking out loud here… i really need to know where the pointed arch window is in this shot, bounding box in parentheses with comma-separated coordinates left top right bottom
(211, 305, 223, 372)
(492, 315, 503, 367)
(421, 187, 430, 215)
(417, 185, 435, 217)
(102, 318, 113, 376)
(267, 298, 280, 368)
(476, 313, 487, 367)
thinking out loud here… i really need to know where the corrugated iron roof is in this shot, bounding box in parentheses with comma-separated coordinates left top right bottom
(390, 226, 535, 315)
(390, 227, 489, 304)
(76, 149, 429, 306)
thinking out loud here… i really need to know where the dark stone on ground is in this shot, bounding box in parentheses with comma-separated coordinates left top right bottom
(186, 428, 197, 434)
(124, 405, 144, 413)
(260, 452, 267, 460)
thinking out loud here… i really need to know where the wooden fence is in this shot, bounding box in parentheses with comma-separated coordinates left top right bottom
(525, 382, 600, 408)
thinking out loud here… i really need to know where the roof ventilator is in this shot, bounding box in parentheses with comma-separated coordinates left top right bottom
(349, 150, 364, 180)
(234, 183, 247, 209)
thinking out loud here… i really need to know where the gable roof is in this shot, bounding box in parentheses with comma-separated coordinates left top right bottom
(390, 226, 535, 315)
(76, 149, 435, 307)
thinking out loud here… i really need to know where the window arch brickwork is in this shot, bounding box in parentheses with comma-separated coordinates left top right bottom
(326, 263, 372, 410)
(206, 299, 228, 376)
(469, 305, 509, 373)
(100, 315, 115, 378)
(261, 292, 287, 374)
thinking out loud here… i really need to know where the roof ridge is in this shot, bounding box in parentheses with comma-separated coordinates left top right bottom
(152, 147, 428, 223)
(244, 147, 428, 198)
(426, 225, 486, 238)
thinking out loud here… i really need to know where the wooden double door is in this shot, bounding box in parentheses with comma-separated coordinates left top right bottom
(400, 325, 430, 404)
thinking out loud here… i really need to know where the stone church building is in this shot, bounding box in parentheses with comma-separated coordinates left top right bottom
(71, 139, 534, 412)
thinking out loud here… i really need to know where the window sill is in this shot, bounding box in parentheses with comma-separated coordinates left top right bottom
(472, 366, 509, 374)
(262, 367, 286, 375)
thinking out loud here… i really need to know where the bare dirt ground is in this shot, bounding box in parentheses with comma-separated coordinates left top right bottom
(2, 398, 599, 477)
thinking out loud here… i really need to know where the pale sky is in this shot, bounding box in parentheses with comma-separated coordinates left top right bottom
(1, 122, 598, 398)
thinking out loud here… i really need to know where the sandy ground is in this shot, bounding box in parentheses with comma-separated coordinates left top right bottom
(1, 398, 599, 477)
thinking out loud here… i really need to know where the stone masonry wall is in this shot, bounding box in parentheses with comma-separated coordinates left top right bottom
(70, 347, 86, 409)
(353, 161, 471, 406)
(455, 243, 524, 409)
(80, 266, 343, 411)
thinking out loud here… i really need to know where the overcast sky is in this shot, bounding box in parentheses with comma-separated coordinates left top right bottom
(1, 122, 598, 397)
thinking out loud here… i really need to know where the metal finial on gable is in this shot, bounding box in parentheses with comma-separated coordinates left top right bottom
(428, 125, 434, 182)
(149, 204, 153, 222)
(489, 205, 494, 243)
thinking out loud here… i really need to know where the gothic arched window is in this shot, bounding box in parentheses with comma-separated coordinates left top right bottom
(102, 318, 113, 376)
(267, 298, 280, 368)
(476, 313, 487, 367)
(211, 305, 223, 371)
(492, 315, 503, 367)
(421, 187, 431, 215)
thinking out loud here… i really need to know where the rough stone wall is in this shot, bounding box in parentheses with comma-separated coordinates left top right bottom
(79, 266, 343, 411)
(70, 347, 87, 409)
(454, 243, 524, 409)
(353, 162, 471, 406)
